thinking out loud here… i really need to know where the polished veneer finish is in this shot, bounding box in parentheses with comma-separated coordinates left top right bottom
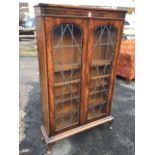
(34, 3, 126, 154)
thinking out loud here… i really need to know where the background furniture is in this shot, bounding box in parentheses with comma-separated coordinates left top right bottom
(34, 3, 126, 154)
(117, 39, 135, 82)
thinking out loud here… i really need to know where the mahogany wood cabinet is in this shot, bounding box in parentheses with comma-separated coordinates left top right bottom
(34, 3, 126, 154)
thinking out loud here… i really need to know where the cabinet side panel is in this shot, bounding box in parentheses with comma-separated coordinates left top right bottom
(44, 17, 55, 134)
(36, 16, 50, 135)
(107, 20, 125, 116)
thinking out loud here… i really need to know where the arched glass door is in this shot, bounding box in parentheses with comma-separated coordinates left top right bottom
(88, 25, 117, 120)
(52, 24, 83, 131)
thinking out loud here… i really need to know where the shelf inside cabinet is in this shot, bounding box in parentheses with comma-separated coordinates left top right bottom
(54, 60, 112, 72)
(54, 86, 79, 97)
(55, 109, 79, 120)
(54, 64, 80, 72)
(54, 79, 80, 87)
(91, 74, 111, 80)
(54, 74, 110, 87)
(55, 94, 80, 104)
(55, 101, 106, 125)
(55, 100, 106, 130)
(55, 91, 107, 116)
(53, 44, 82, 49)
(55, 100, 106, 123)
(88, 104, 106, 119)
(91, 60, 112, 67)
(89, 92, 107, 106)
(55, 86, 108, 104)
(90, 89, 108, 96)
(55, 99, 79, 116)
(55, 113, 79, 131)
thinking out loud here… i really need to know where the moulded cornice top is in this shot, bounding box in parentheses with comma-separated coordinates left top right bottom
(34, 3, 127, 19)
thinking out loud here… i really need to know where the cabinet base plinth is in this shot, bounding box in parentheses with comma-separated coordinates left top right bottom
(41, 116, 114, 146)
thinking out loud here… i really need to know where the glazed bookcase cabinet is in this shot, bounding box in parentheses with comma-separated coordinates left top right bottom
(34, 3, 126, 154)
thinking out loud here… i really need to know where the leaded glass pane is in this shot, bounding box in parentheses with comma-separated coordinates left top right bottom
(52, 24, 83, 131)
(88, 25, 116, 119)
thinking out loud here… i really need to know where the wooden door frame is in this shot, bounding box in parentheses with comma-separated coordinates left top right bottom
(85, 19, 125, 123)
(44, 17, 89, 135)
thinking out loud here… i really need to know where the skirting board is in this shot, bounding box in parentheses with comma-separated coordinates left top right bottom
(41, 115, 114, 145)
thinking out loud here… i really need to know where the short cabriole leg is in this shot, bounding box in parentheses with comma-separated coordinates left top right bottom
(46, 144, 52, 155)
(108, 120, 113, 130)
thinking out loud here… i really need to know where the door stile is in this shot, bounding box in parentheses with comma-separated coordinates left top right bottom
(107, 20, 125, 116)
(79, 19, 90, 125)
(82, 19, 94, 123)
